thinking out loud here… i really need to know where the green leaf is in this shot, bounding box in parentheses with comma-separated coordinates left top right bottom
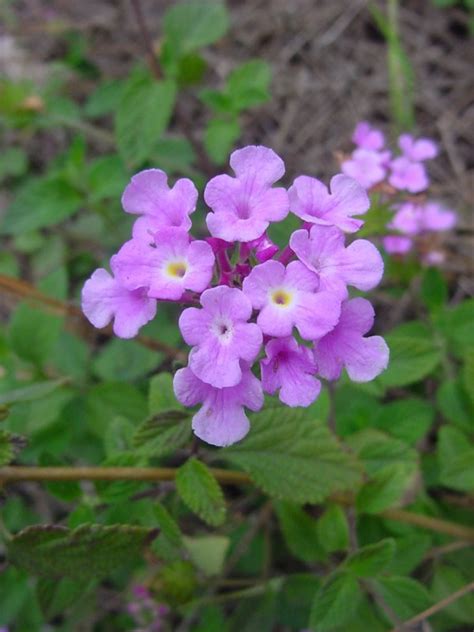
(463, 350, 474, 407)
(0, 378, 68, 406)
(176, 457, 226, 527)
(373, 576, 431, 620)
(96, 453, 147, 503)
(1, 176, 82, 235)
(378, 321, 441, 387)
(348, 430, 418, 475)
(85, 382, 147, 438)
(387, 534, 431, 575)
(437, 426, 474, 492)
(345, 539, 395, 578)
(373, 397, 434, 444)
(436, 378, 473, 433)
(153, 502, 182, 547)
(87, 155, 128, 202)
(9, 304, 63, 367)
(115, 74, 176, 167)
(316, 504, 349, 553)
(421, 266, 447, 313)
(434, 299, 474, 359)
(36, 577, 93, 621)
(431, 565, 474, 624)
(223, 407, 362, 504)
(309, 571, 363, 631)
(274, 501, 325, 563)
(8, 523, 157, 580)
(92, 338, 159, 381)
(227, 60, 271, 110)
(148, 372, 179, 414)
(183, 535, 230, 576)
(204, 117, 241, 164)
(132, 409, 191, 458)
(163, 1, 229, 57)
(356, 462, 416, 513)
(84, 79, 126, 117)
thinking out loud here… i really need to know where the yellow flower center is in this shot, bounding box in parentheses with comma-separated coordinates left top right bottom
(271, 289, 293, 307)
(166, 261, 187, 278)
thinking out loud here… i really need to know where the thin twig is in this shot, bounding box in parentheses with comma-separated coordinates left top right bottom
(0, 273, 186, 361)
(2, 466, 474, 542)
(390, 581, 474, 631)
(129, 0, 162, 80)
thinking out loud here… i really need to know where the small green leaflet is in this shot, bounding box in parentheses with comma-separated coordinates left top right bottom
(175, 457, 226, 527)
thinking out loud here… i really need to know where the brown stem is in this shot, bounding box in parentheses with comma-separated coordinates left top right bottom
(389, 581, 474, 631)
(0, 273, 186, 361)
(2, 466, 474, 543)
(129, 0, 162, 80)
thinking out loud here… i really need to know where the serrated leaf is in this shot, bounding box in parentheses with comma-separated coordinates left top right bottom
(8, 523, 157, 580)
(176, 457, 226, 527)
(223, 407, 362, 504)
(153, 501, 182, 547)
(163, 1, 229, 57)
(316, 504, 349, 553)
(373, 576, 431, 620)
(356, 462, 416, 513)
(345, 539, 395, 578)
(378, 321, 441, 387)
(115, 75, 176, 166)
(1, 176, 82, 235)
(133, 409, 191, 458)
(85, 382, 147, 438)
(274, 501, 325, 563)
(431, 565, 474, 624)
(309, 571, 363, 631)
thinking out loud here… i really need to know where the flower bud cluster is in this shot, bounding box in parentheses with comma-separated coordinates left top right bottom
(82, 146, 389, 446)
(341, 122, 457, 264)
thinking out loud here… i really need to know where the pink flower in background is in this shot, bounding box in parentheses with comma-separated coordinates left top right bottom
(341, 149, 391, 190)
(81, 267, 156, 339)
(383, 235, 413, 255)
(173, 364, 263, 446)
(352, 121, 385, 151)
(289, 174, 370, 233)
(261, 337, 321, 407)
(398, 134, 438, 162)
(179, 286, 262, 388)
(389, 202, 422, 235)
(290, 225, 384, 298)
(421, 202, 456, 232)
(243, 259, 341, 340)
(112, 228, 215, 300)
(314, 298, 389, 382)
(121, 169, 198, 242)
(205, 145, 290, 242)
(388, 156, 429, 193)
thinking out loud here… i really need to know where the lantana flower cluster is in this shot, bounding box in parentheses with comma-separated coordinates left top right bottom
(341, 122, 457, 264)
(82, 146, 389, 447)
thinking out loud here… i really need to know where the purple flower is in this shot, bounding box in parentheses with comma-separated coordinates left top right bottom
(389, 156, 429, 193)
(81, 267, 156, 338)
(261, 337, 321, 407)
(289, 174, 370, 233)
(121, 169, 198, 242)
(179, 286, 262, 388)
(204, 145, 290, 242)
(389, 202, 422, 235)
(242, 233, 279, 263)
(112, 228, 215, 300)
(383, 235, 413, 255)
(314, 298, 389, 382)
(398, 133, 438, 161)
(341, 149, 391, 190)
(422, 202, 456, 232)
(242, 260, 341, 340)
(352, 122, 385, 151)
(173, 364, 263, 446)
(290, 225, 384, 299)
